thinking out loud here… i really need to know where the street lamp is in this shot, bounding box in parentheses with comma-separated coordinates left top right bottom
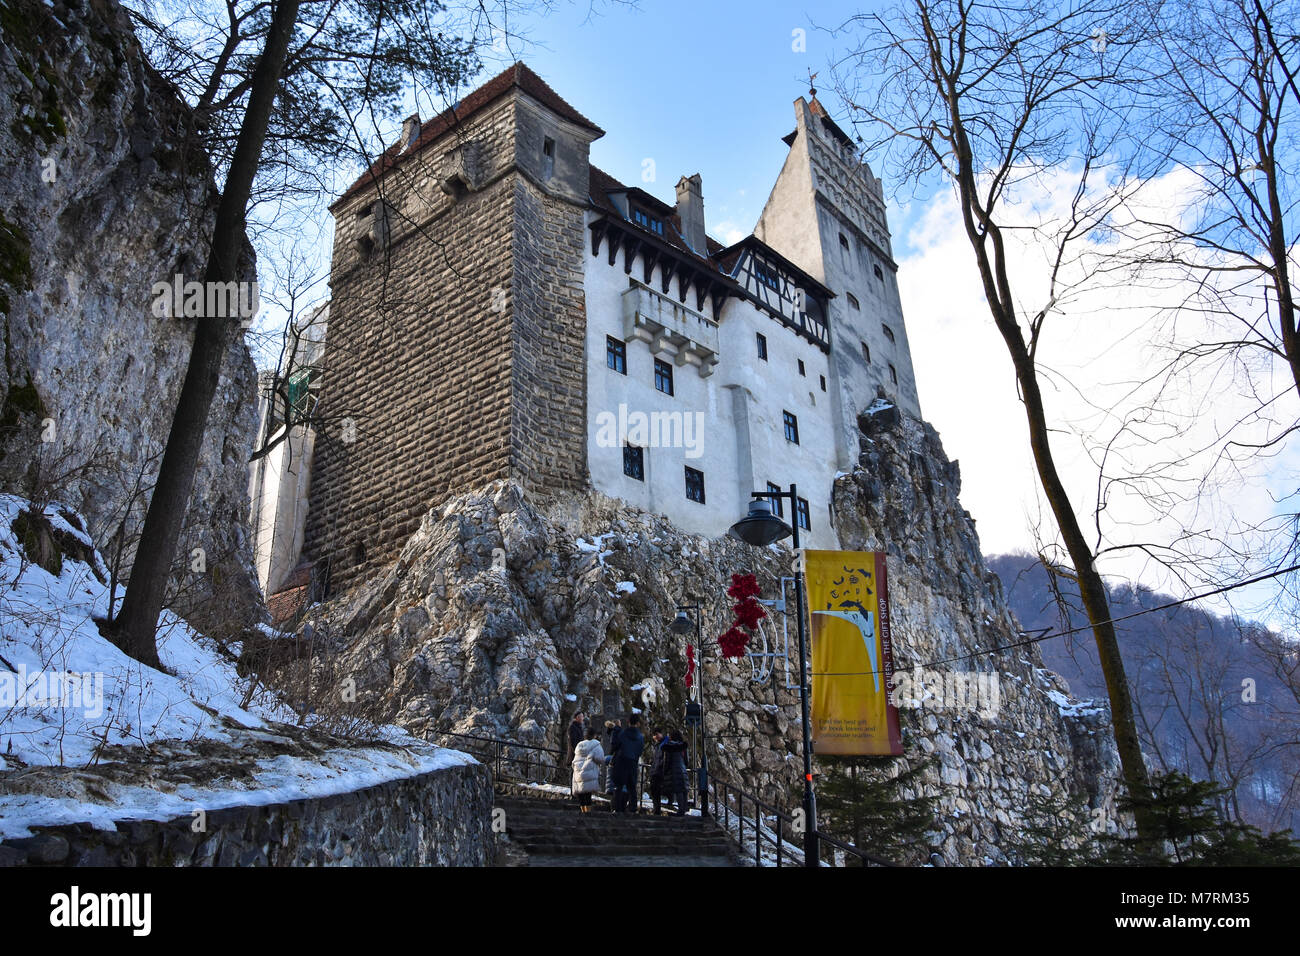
(729, 482, 819, 868)
(670, 604, 709, 818)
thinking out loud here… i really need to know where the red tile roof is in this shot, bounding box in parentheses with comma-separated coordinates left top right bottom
(334, 62, 604, 209)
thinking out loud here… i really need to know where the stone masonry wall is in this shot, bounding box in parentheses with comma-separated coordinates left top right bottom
(293, 403, 1123, 866)
(305, 100, 519, 594)
(510, 174, 588, 496)
(306, 92, 593, 594)
(1, 760, 492, 867)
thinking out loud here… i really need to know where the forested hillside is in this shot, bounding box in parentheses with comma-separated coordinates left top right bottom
(988, 554, 1299, 835)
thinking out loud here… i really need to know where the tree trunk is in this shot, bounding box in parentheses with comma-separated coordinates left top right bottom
(110, 0, 302, 667)
(944, 103, 1155, 840)
(1014, 350, 1155, 840)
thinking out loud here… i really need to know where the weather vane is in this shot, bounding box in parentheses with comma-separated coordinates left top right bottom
(807, 69, 818, 98)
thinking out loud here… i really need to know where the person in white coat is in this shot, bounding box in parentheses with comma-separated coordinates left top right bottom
(571, 726, 610, 813)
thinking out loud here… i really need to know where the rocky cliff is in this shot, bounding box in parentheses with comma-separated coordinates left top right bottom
(0, 0, 261, 634)
(290, 404, 1122, 865)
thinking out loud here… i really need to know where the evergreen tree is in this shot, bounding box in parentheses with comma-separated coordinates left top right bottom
(1102, 771, 1300, 866)
(815, 756, 937, 865)
(999, 787, 1104, 867)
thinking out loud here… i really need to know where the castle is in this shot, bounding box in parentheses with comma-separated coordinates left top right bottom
(254, 63, 923, 599)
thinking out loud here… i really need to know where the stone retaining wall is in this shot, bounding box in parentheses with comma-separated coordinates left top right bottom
(0, 761, 492, 867)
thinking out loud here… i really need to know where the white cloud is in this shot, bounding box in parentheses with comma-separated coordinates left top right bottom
(711, 219, 749, 246)
(897, 163, 1299, 616)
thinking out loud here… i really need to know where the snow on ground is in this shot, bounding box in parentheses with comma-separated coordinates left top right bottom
(0, 740, 477, 839)
(0, 495, 475, 838)
(0, 495, 293, 767)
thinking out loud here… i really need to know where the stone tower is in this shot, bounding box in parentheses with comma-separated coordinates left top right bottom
(302, 64, 603, 593)
(754, 94, 922, 471)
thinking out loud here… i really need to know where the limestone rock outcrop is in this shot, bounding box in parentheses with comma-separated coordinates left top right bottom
(297, 407, 1121, 865)
(0, 0, 261, 633)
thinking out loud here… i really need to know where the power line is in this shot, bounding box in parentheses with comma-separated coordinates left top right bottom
(590, 562, 1298, 680)
(817, 561, 1300, 678)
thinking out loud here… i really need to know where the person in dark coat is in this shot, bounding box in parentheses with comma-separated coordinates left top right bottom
(609, 714, 645, 813)
(648, 729, 667, 814)
(566, 712, 586, 765)
(660, 729, 689, 815)
(603, 720, 621, 794)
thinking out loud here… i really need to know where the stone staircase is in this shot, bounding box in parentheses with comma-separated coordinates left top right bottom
(495, 792, 740, 867)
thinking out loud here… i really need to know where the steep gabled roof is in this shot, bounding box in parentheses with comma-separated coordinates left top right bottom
(714, 235, 835, 299)
(333, 62, 604, 209)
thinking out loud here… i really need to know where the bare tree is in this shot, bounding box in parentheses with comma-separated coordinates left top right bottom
(830, 0, 1161, 836)
(108, 0, 501, 666)
(1128, 0, 1299, 398)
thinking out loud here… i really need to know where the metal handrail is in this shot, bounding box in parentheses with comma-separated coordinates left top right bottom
(709, 775, 897, 867)
(432, 729, 698, 809)
(431, 730, 568, 786)
(432, 730, 894, 865)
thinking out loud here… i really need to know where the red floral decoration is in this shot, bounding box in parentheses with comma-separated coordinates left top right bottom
(718, 626, 751, 659)
(718, 574, 765, 659)
(727, 573, 762, 600)
(733, 600, 766, 630)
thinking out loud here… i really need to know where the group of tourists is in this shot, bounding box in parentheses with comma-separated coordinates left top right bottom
(567, 712, 691, 815)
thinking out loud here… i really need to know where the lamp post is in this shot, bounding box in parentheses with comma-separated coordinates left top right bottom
(670, 603, 709, 818)
(728, 484, 819, 868)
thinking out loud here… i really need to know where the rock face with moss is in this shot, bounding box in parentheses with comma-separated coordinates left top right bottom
(296, 408, 1122, 865)
(0, 0, 261, 635)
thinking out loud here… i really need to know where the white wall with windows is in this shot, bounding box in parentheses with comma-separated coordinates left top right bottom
(583, 221, 840, 549)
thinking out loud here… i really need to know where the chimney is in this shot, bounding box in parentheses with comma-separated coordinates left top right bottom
(675, 173, 706, 255)
(401, 113, 421, 150)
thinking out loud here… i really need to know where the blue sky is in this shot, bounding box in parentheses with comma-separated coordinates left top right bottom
(463, 0, 918, 251)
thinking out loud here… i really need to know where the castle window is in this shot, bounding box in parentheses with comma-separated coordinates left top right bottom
(861, 341, 871, 363)
(607, 336, 627, 374)
(796, 497, 811, 531)
(846, 293, 860, 310)
(874, 263, 884, 281)
(819, 374, 826, 392)
(889, 363, 898, 385)
(542, 137, 556, 180)
(655, 358, 674, 396)
(798, 359, 806, 377)
(287, 368, 313, 416)
(632, 206, 665, 236)
(766, 482, 784, 518)
(685, 466, 706, 504)
(754, 261, 781, 292)
(783, 410, 799, 444)
(882, 323, 895, 343)
(756, 333, 768, 361)
(623, 444, 644, 481)
(839, 233, 851, 268)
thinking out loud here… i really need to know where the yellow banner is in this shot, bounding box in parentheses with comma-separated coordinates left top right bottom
(805, 550, 901, 756)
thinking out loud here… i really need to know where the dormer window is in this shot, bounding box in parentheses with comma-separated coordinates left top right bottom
(632, 206, 665, 236)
